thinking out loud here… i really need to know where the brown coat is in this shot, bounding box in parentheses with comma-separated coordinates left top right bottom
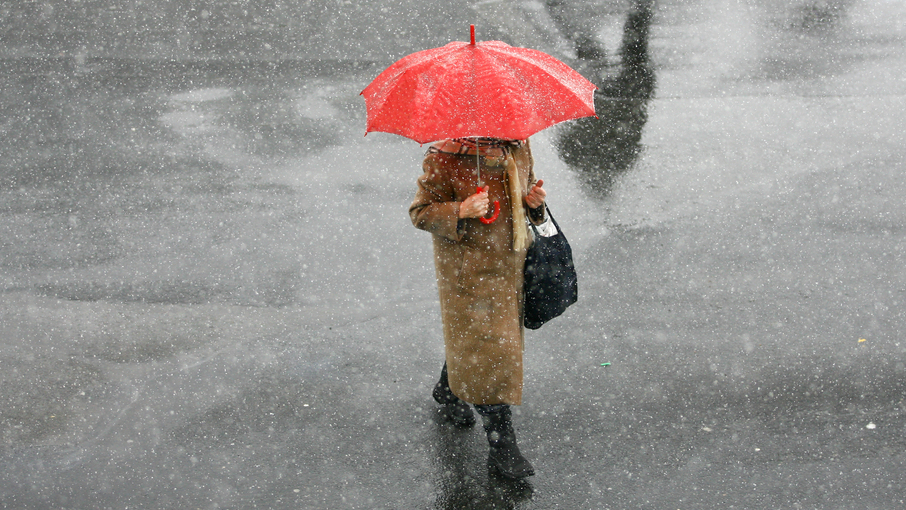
(409, 141, 543, 405)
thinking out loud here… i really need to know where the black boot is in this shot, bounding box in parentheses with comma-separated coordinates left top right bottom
(477, 404, 535, 479)
(432, 363, 475, 428)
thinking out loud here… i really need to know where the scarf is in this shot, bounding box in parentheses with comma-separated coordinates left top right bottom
(504, 153, 528, 252)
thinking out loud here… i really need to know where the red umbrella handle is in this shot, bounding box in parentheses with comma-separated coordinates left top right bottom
(477, 186, 500, 224)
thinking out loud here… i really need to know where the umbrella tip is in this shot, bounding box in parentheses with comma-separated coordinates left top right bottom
(470, 24, 475, 45)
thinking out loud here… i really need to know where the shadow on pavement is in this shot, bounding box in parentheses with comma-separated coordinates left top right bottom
(554, 0, 656, 198)
(430, 410, 535, 510)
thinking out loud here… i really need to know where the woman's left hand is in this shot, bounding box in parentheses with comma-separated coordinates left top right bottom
(525, 179, 546, 209)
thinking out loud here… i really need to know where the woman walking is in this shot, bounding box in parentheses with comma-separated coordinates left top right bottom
(410, 137, 547, 479)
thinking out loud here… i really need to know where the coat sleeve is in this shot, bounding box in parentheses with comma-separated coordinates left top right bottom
(409, 155, 465, 242)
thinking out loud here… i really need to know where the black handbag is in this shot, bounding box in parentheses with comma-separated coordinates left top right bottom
(523, 205, 578, 329)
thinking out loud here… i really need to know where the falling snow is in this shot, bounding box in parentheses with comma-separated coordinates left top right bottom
(1, 0, 906, 508)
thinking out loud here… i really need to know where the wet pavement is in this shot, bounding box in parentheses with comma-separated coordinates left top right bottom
(2, 0, 906, 508)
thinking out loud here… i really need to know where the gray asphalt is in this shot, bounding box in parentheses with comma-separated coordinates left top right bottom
(2, 1, 905, 508)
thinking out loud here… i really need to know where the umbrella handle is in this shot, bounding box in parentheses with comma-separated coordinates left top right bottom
(477, 186, 500, 224)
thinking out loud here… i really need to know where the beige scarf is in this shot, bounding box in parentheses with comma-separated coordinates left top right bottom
(504, 153, 528, 252)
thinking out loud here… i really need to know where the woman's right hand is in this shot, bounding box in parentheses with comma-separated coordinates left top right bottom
(459, 186, 489, 219)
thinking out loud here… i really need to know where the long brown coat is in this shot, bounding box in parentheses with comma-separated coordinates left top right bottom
(410, 141, 543, 405)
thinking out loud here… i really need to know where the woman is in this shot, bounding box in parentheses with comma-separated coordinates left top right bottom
(409, 137, 547, 479)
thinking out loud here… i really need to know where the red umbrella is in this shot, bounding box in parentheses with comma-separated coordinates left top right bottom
(361, 25, 596, 223)
(361, 25, 597, 144)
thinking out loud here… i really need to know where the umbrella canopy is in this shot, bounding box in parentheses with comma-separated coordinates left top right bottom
(361, 25, 597, 144)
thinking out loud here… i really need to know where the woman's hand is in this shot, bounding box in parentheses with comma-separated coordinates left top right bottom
(459, 186, 490, 218)
(525, 179, 546, 209)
